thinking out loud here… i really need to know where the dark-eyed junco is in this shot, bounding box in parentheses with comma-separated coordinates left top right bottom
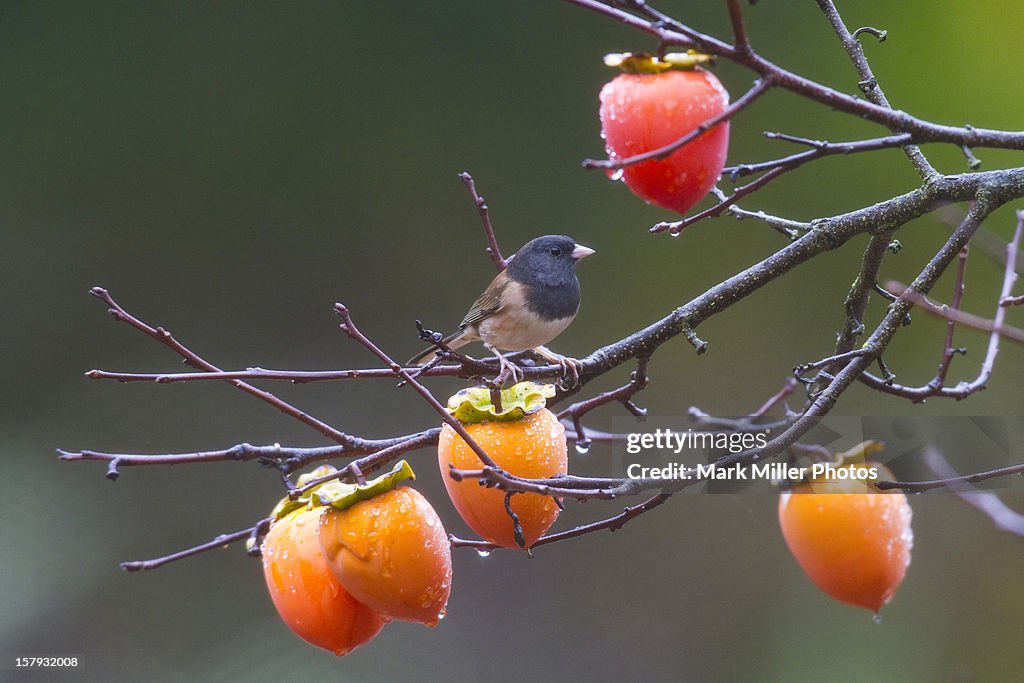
(409, 234, 595, 379)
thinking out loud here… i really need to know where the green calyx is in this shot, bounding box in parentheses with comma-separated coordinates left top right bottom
(269, 460, 416, 521)
(447, 381, 556, 425)
(317, 460, 415, 512)
(604, 51, 715, 74)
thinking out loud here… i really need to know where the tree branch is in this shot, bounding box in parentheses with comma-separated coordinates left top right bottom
(564, 0, 1024, 150)
(725, 133, 913, 181)
(459, 171, 507, 271)
(725, 0, 751, 55)
(920, 447, 1024, 537)
(120, 518, 271, 572)
(556, 358, 649, 451)
(816, 0, 937, 179)
(450, 491, 672, 553)
(88, 288, 356, 446)
(882, 284, 1024, 346)
(334, 304, 501, 470)
(877, 453, 1024, 495)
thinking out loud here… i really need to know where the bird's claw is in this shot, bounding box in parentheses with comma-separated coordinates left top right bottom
(532, 346, 583, 389)
(555, 356, 583, 389)
(495, 354, 523, 386)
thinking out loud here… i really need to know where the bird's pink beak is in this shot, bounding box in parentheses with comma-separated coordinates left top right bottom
(571, 244, 596, 260)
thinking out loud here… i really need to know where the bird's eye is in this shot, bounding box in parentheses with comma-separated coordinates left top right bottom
(549, 247, 561, 257)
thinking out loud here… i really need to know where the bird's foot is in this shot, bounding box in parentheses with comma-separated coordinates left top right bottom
(496, 355, 524, 386)
(533, 346, 583, 389)
(486, 345, 523, 386)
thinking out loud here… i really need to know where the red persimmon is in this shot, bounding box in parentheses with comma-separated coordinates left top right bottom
(599, 52, 730, 215)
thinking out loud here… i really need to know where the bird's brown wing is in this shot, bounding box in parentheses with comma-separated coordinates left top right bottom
(458, 271, 508, 329)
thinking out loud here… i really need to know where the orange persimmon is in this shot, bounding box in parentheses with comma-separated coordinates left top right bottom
(318, 463, 452, 627)
(261, 505, 385, 655)
(778, 448, 913, 613)
(438, 383, 567, 549)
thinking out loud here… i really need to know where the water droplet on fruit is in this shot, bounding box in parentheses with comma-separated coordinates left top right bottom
(476, 549, 492, 558)
(872, 612, 883, 625)
(610, 168, 624, 182)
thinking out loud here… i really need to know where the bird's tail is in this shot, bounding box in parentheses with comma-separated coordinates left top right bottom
(408, 330, 470, 366)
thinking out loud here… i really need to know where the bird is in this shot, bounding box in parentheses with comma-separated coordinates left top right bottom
(408, 234, 595, 382)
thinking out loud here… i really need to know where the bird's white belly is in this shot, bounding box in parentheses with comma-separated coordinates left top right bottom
(477, 308, 573, 352)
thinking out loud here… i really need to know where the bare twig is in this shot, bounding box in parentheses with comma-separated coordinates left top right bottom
(120, 518, 271, 572)
(750, 377, 800, 418)
(291, 431, 439, 496)
(723, 200, 811, 241)
(816, 0, 937, 179)
(652, 166, 785, 234)
(58, 431, 439, 479)
(725, 133, 913, 181)
(334, 303, 501, 470)
(459, 171, 507, 271)
(883, 284, 1024, 345)
(564, 0, 1024, 150)
(877, 456, 1024, 495)
(687, 376, 801, 436)
(88, 288, 355, 446)
(656, 133, 915, 234)
(932, 246, 971, 388)
(806, 234, 896, 398)
(556, 358, 649, 451)
(920, 447, 1024, 536)
(725, 0, 751, 54)
(450, 491, 671, 553)
(86, 361, 555, 384)
(860, 211, 1023, 399)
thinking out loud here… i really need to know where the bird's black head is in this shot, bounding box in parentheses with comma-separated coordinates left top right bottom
(506, 235, 595, 288)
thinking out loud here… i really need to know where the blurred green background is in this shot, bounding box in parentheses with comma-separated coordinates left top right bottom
(3, 1, 1024, 681)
